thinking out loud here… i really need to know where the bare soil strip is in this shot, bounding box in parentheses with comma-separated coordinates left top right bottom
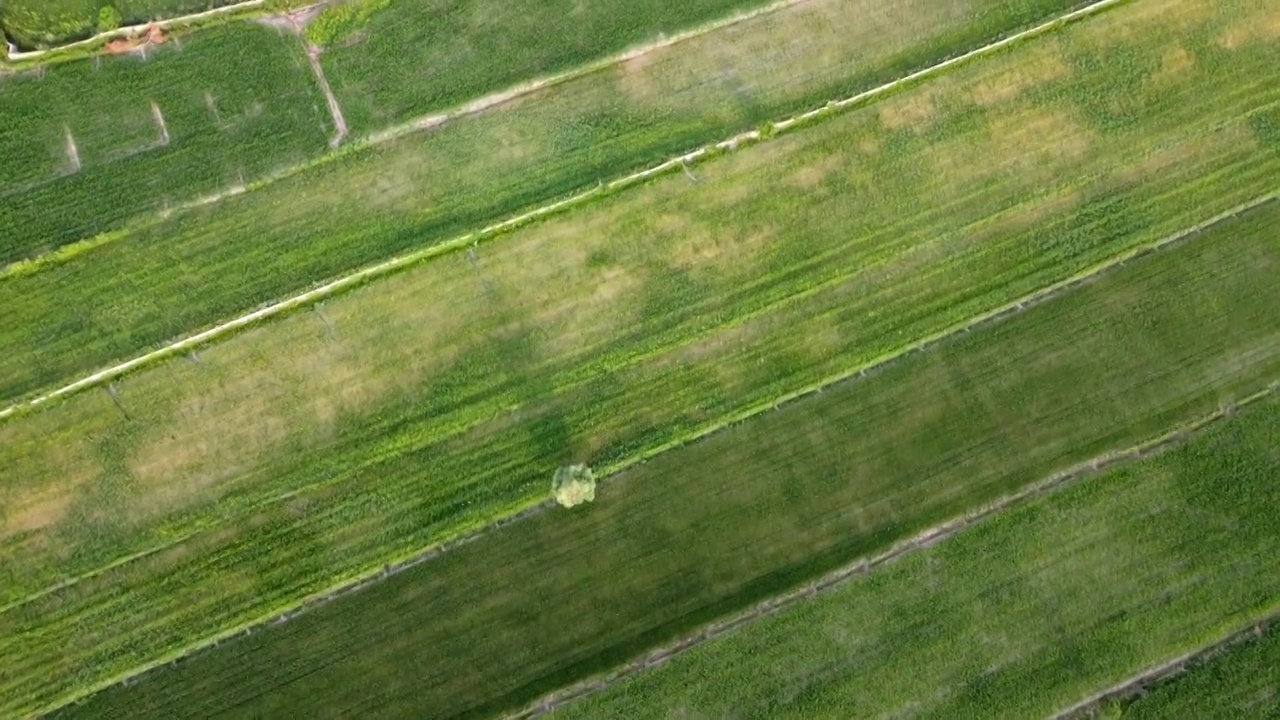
(0, 0, 1131, 419)
(1053, 613, 1280, 719)
(507, 383, 1280, 719)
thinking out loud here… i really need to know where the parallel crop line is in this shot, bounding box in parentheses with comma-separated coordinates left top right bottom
(0, 0, 1129, 420)
(33, 188, 1278, 718)
(508, 383, 1280, 719)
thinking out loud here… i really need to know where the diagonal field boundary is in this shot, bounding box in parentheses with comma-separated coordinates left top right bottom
(32, 190, 1280, 718)
(0, 0, 1130, 420)
(507, 383, 1280, 719)
(1053, 612, 1280, 719)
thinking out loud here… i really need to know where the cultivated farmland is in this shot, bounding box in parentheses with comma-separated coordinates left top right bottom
(3, 0, 1279, 716)
(0, 23, 330, 264)
(50, 164, 1280, 719)
(549, 392, 1280, 719)
(0, 0, 1094, 402)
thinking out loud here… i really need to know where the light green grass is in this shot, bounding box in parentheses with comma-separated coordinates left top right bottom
(0, 23, 329, 264)
(0, 0, 1092, 402)
(551, 391, 1280, 719)
(50, 170, 1280, 720)
(1111, 627, 1280, 719)
(5, 1, 1280, 713)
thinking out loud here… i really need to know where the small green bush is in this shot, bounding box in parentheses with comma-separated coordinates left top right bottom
(552, 465, 596, 508)
(303, 0, 390, 48)
(97, 5, 122, 31)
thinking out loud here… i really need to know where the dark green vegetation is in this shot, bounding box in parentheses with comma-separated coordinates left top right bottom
(2, 0, 241, 48)
(53, 193, 1280, 719)
(1114, 626, 1280, 719)
(552, 391, 1280, 719)
(0, 0, 1090, 403)
(0, 23, 329, 264)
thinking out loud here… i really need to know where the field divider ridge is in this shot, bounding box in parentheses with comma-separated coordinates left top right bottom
(33, 190, 1280, 717)
(0, 0, 1131, 419)
(505, 382, 1280, 719)
(1054, 610, 1280, 719)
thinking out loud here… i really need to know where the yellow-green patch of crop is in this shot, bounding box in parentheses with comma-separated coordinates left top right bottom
(5, 0, 1280, 712)
(0, 0, 1091, 403)
(51, 183, 1280, 720)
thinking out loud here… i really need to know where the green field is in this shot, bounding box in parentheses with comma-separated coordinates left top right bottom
(4, 1, 1280, 713)
(547, 391, 1280, 719)
(0, 23, 330, 263)
(1114, 627, 1280, 718)
(49, 174, 1280, 719)
(0, 0, 1093, 402)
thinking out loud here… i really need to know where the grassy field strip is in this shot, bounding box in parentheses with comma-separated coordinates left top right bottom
(51, 192, 1280, 718)
(0, 0, 1130, 415)
(512, 384, 1280, 718)
(1053, 612, 1280, 718)
(6, 186, 1272, 624)
(550, 391, 1280, 719)
(0, 0, 807, 281)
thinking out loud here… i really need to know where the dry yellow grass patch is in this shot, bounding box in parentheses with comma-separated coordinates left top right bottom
(969, 49, 1070, 108)
(1217, 6, 1280, 50)
(1152, 45, 1196, 84)
(2, 487, 76, 539)
(878, 88, 941, 133)
(1091, 0, 1213, 43)
(786, 153, 847, 190)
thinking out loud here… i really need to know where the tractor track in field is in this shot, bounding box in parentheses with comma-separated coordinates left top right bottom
(0, 0, 1129, 419)
(1054, 611, 1280, 719)
(27, 192, 1280, 717)
(506, 383, 1280, 719)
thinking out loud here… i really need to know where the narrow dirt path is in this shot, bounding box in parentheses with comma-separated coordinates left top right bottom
(306, 46, 348, 148)
(507, 385, 1280, 719)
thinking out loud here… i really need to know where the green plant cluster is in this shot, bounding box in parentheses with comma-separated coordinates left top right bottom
(302, 0, 390, 48)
